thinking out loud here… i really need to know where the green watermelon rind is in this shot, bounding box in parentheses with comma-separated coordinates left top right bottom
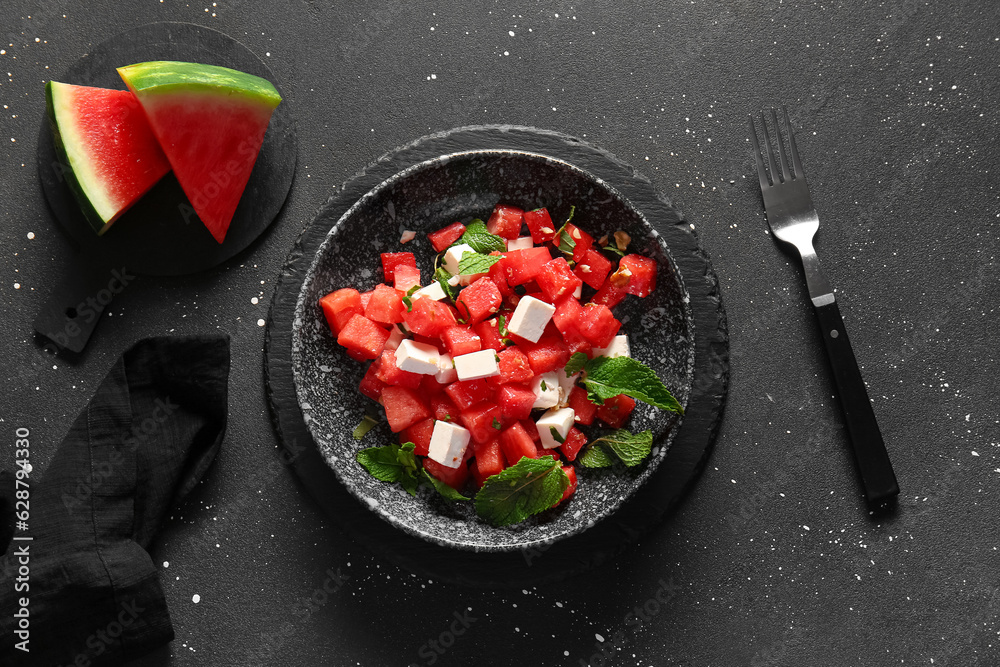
(45, 81, 116, 235)
(116, 61, 282, 108)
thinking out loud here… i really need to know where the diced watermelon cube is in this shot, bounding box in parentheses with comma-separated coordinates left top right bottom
(430, 395, 460, 423)
(381, 252, 417, 283)
(401, 417, 436, 456)
(554, 465, 578, 505)
(523, 207, 558, 244)
(380, 386, 431, 432)
(474, 438, 505, 479)
(403, 295, 457, 337)
(474, 318, 508, 352)
(421, 373, 448, 396)
(441, 325, 483, 357)
(461, 402, 503, 443)
(337, 314, 390, 360)
(497, 384, 536, 421)
(535, 446, 560, 461)
(393, 264, 421, 293)
(559, 426, 588, 461)
(574, 248, 613, 290)
(521, 333, 570, 375)
(444, 379, 492, 410)
(365, 284, 406, 326)
(499, 422, 539, 466)
(500, 247, 553, 286)
(413, 333, 447, 354)
(536, 257, 583, 302)
(576, 303, 621, 348)
(375, 349, 423, 389)
(596, 394, 636, 428)
(488, 259, 513, 300)
(358, 361, 386, 401)
(562, 328, 593, 358)
(423, 457, 469, 491)
(319, 288, 363, 336)
(619, 254, 657, 297)
(591, 277, 628, 309)
(359, 289, 373, 310)
(455, 276, 502, 325)
(496, 347, 534, 384)
(486, 204, 524, 239)
(552, 296, 583, 334)
(428, 221, 466, 252)
(519, 419, 541, 443)
(553, 223, 594, 263)
(567, 386, 598, 425)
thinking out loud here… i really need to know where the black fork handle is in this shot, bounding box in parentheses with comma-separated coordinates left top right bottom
(813, 300, 899, 505)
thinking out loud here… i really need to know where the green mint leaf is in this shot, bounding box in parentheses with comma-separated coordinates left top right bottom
(474, 457, 569, 526)
(356, 442, 417, 483)
(581, 356, 684, 414)
(590, 429, 653, 467)
(401, 295, 413, 311)
(396, 323, 409, 334)
(600, 244, 625, 257)
(540, 380, 548, 391)
(352, 415, 379, 441)
(492, 417, 502, 430)
(554, 206, 578, 256)
(564, 352, 588, 377)
(497, 314, 509, 337)
(458, 220, 506, 254)
(458, 251, 503, 276)
(434, 266, 460, 301)
(549, 426, 566, 445)
(406, 284, 421, 296)
(579, 443, 617, 468)
(422, 468, 471, 501)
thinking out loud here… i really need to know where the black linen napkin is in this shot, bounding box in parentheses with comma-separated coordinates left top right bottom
(0, 335, 230, 665)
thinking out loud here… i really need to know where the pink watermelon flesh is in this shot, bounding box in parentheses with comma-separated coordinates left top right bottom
(48, 83, 170, 231)
(135, 93, 274, 243)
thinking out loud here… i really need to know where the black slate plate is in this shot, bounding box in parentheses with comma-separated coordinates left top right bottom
(34, 22, 296, 353)
(37, 21, 296, 275)
(266, 126, 728, 585)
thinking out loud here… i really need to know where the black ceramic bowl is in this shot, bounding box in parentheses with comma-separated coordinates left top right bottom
(291, 149, 695, 551)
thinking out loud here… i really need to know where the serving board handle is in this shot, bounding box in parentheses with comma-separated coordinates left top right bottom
(33, 253, 134, 354)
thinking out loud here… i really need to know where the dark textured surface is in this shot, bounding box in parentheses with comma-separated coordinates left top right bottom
(1, 1, 998, 666)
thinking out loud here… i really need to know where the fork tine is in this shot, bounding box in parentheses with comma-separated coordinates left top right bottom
(759, 111, 781, 185)
(770, 108, 791, 183)
(782, 106, 804, 179)
(747, 115, 770, 190)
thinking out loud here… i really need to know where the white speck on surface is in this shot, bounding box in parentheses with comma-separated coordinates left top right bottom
(251, 297, 259, 305)
(163, 561, 169, 568)
(508, 30, 515, 37)
(14, 283, 20, 289)
(257, 318, 266, 326)
(192, 594, 200, 603)
(595, 633, 605, 642)
(26, 232, 34, 239)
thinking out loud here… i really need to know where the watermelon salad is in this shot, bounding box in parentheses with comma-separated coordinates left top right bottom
(319, 204, 682, 527)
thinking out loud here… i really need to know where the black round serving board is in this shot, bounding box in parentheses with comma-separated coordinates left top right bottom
(264, 125, 729, 587)
(36, 21, 297, 276)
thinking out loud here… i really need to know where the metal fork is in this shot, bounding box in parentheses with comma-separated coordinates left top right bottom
(749, 107, 899, 506)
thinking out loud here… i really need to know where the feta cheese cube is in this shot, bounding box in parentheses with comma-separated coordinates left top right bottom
(557, 371, 579, 407)
(384, 326, 406, 351)
(413, 281, 447, 301)
(453, 349, 500, 381)
(435, 353, 457, 384)
(593, 335, 630, 359)
(531, 371, 560, 409)
(394, 339, 440, 375)
(536, 407, 576, 449)
(508, 295, 556, 343)
(428, 420, 471, 468)
(506, 236, 534, 251)
(443, 243, 476, 276)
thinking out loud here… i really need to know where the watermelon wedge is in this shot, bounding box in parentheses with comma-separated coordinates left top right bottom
(117, 61, 282, 244)
(45, 81, 171, 235)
